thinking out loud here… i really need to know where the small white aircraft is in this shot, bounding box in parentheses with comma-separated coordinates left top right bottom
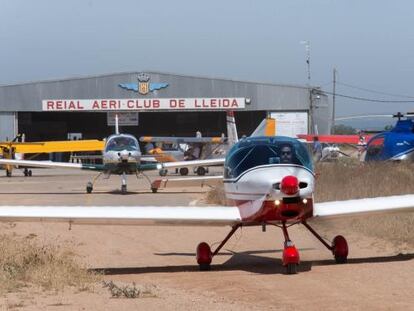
(0, 116, 224, 194)
(0, 135, 413, 274)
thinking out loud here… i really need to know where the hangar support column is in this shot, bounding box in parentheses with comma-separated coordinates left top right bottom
(0, 112, 17, 141)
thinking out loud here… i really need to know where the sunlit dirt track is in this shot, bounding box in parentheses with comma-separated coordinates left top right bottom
(0, 168, 413, 310)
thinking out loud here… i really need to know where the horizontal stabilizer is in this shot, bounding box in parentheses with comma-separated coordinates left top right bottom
(140, 136, 225, 144)
(152, 176, 223, 190)
(162, 158, 225, 169)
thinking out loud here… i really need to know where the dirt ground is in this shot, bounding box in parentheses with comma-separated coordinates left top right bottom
(0, 168, 413, 310)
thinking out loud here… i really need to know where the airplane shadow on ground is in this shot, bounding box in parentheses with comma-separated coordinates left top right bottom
(92, 249, 414, 276)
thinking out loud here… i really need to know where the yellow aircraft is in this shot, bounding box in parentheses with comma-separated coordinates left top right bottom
(0, 137, 104, 177)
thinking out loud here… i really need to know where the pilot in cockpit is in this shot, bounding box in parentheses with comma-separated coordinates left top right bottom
(280, 145, 293, 164)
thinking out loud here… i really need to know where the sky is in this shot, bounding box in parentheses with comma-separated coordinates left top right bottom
(1, 0, 414, 127)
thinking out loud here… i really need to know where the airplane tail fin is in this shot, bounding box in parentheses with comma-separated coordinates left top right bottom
(226, 111, 238, 146)
(250, 117, 276, 137)
(115, 113, 120, 135)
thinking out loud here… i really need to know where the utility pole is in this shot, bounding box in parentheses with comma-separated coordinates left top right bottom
(300, 40, 311, 85)
(300, 40, 313, 133)
(332, 68, 337, 134)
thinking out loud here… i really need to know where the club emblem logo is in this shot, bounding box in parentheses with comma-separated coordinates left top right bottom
(119, 73, 169, 95)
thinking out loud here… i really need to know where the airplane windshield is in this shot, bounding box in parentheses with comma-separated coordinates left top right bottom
(105, 135, 139, 152)
(224, 136, 313, 179)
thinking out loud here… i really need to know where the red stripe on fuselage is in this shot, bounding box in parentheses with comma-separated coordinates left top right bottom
(227, 198, 313, 223)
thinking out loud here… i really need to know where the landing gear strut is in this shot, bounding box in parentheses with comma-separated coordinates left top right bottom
(302, 221, 348, 264)
(86, 172, 103, 194)
(196, 221, 348, 274)
(121, 172, 127, 194)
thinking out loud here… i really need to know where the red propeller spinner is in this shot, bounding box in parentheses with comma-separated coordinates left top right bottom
(280, 175, 299, 195)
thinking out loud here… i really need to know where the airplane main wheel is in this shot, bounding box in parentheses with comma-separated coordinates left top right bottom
(286, 263, 297, 275)
(121, 184, 127, 194)
(151, 187, 158, 193)
(159, 169, 168, 176)
(86, 182, 93, 194)
(332, 235, 348, 264)
(196, 167, 206, 176)
(6, 170, 11, 177)
(28, 170, 32, 176)
(24, 168, 29, 177)
(196, 242, 212, 271)
(179, 167, 189, 176)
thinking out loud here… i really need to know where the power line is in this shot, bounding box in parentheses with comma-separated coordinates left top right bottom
(336, 81, 414, 99)
(320, 90, 414, 103)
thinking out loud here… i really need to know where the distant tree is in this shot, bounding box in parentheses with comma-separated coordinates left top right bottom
(332, 124, 357, 134)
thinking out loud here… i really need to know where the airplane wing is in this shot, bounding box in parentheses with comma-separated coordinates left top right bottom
(151, 176, 223, 191)
(0, 205, 241, 226)
(0, 159, 104, 171)
(140, 136, 225, 144)
(313, 194, 414, 218)
(140, 155, 159, 163)
(161, 158, 225, 169)
(2, 140, 104, 154)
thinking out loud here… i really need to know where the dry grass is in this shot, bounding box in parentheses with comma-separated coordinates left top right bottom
(204, 185, 226, 205)
(0, 234, 99, 294)
(102, 281, 158, 299)
(315, 160, 414, 202)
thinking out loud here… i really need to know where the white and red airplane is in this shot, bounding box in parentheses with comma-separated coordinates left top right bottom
(0, 135, 414, 274)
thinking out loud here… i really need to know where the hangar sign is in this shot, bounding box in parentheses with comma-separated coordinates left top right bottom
(270, 112, 308, 138)
(42, 98, 246, 111)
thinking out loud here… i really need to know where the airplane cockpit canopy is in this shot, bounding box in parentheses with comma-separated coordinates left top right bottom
(105, 135, 139, 152)
(224, 136, 313, 179)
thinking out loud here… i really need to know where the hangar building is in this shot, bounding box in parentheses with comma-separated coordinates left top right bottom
(0, 71, 330, 142)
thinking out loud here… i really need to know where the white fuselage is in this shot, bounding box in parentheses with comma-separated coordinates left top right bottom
(223, 164, 315, 220)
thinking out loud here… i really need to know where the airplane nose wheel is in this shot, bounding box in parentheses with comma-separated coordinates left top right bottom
(121, 184, 127, 194)
(332, 235, 348, 263)
(23, 168, 32, 177)
(6, 169, 12, 177)
(86, 182, 93, 194)
(281, 222, 300, 274)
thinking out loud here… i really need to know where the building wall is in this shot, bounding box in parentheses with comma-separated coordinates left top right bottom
(0, 72, 313, 112)
(0, 112, 17, 141)
(0, 72, 331, 137)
